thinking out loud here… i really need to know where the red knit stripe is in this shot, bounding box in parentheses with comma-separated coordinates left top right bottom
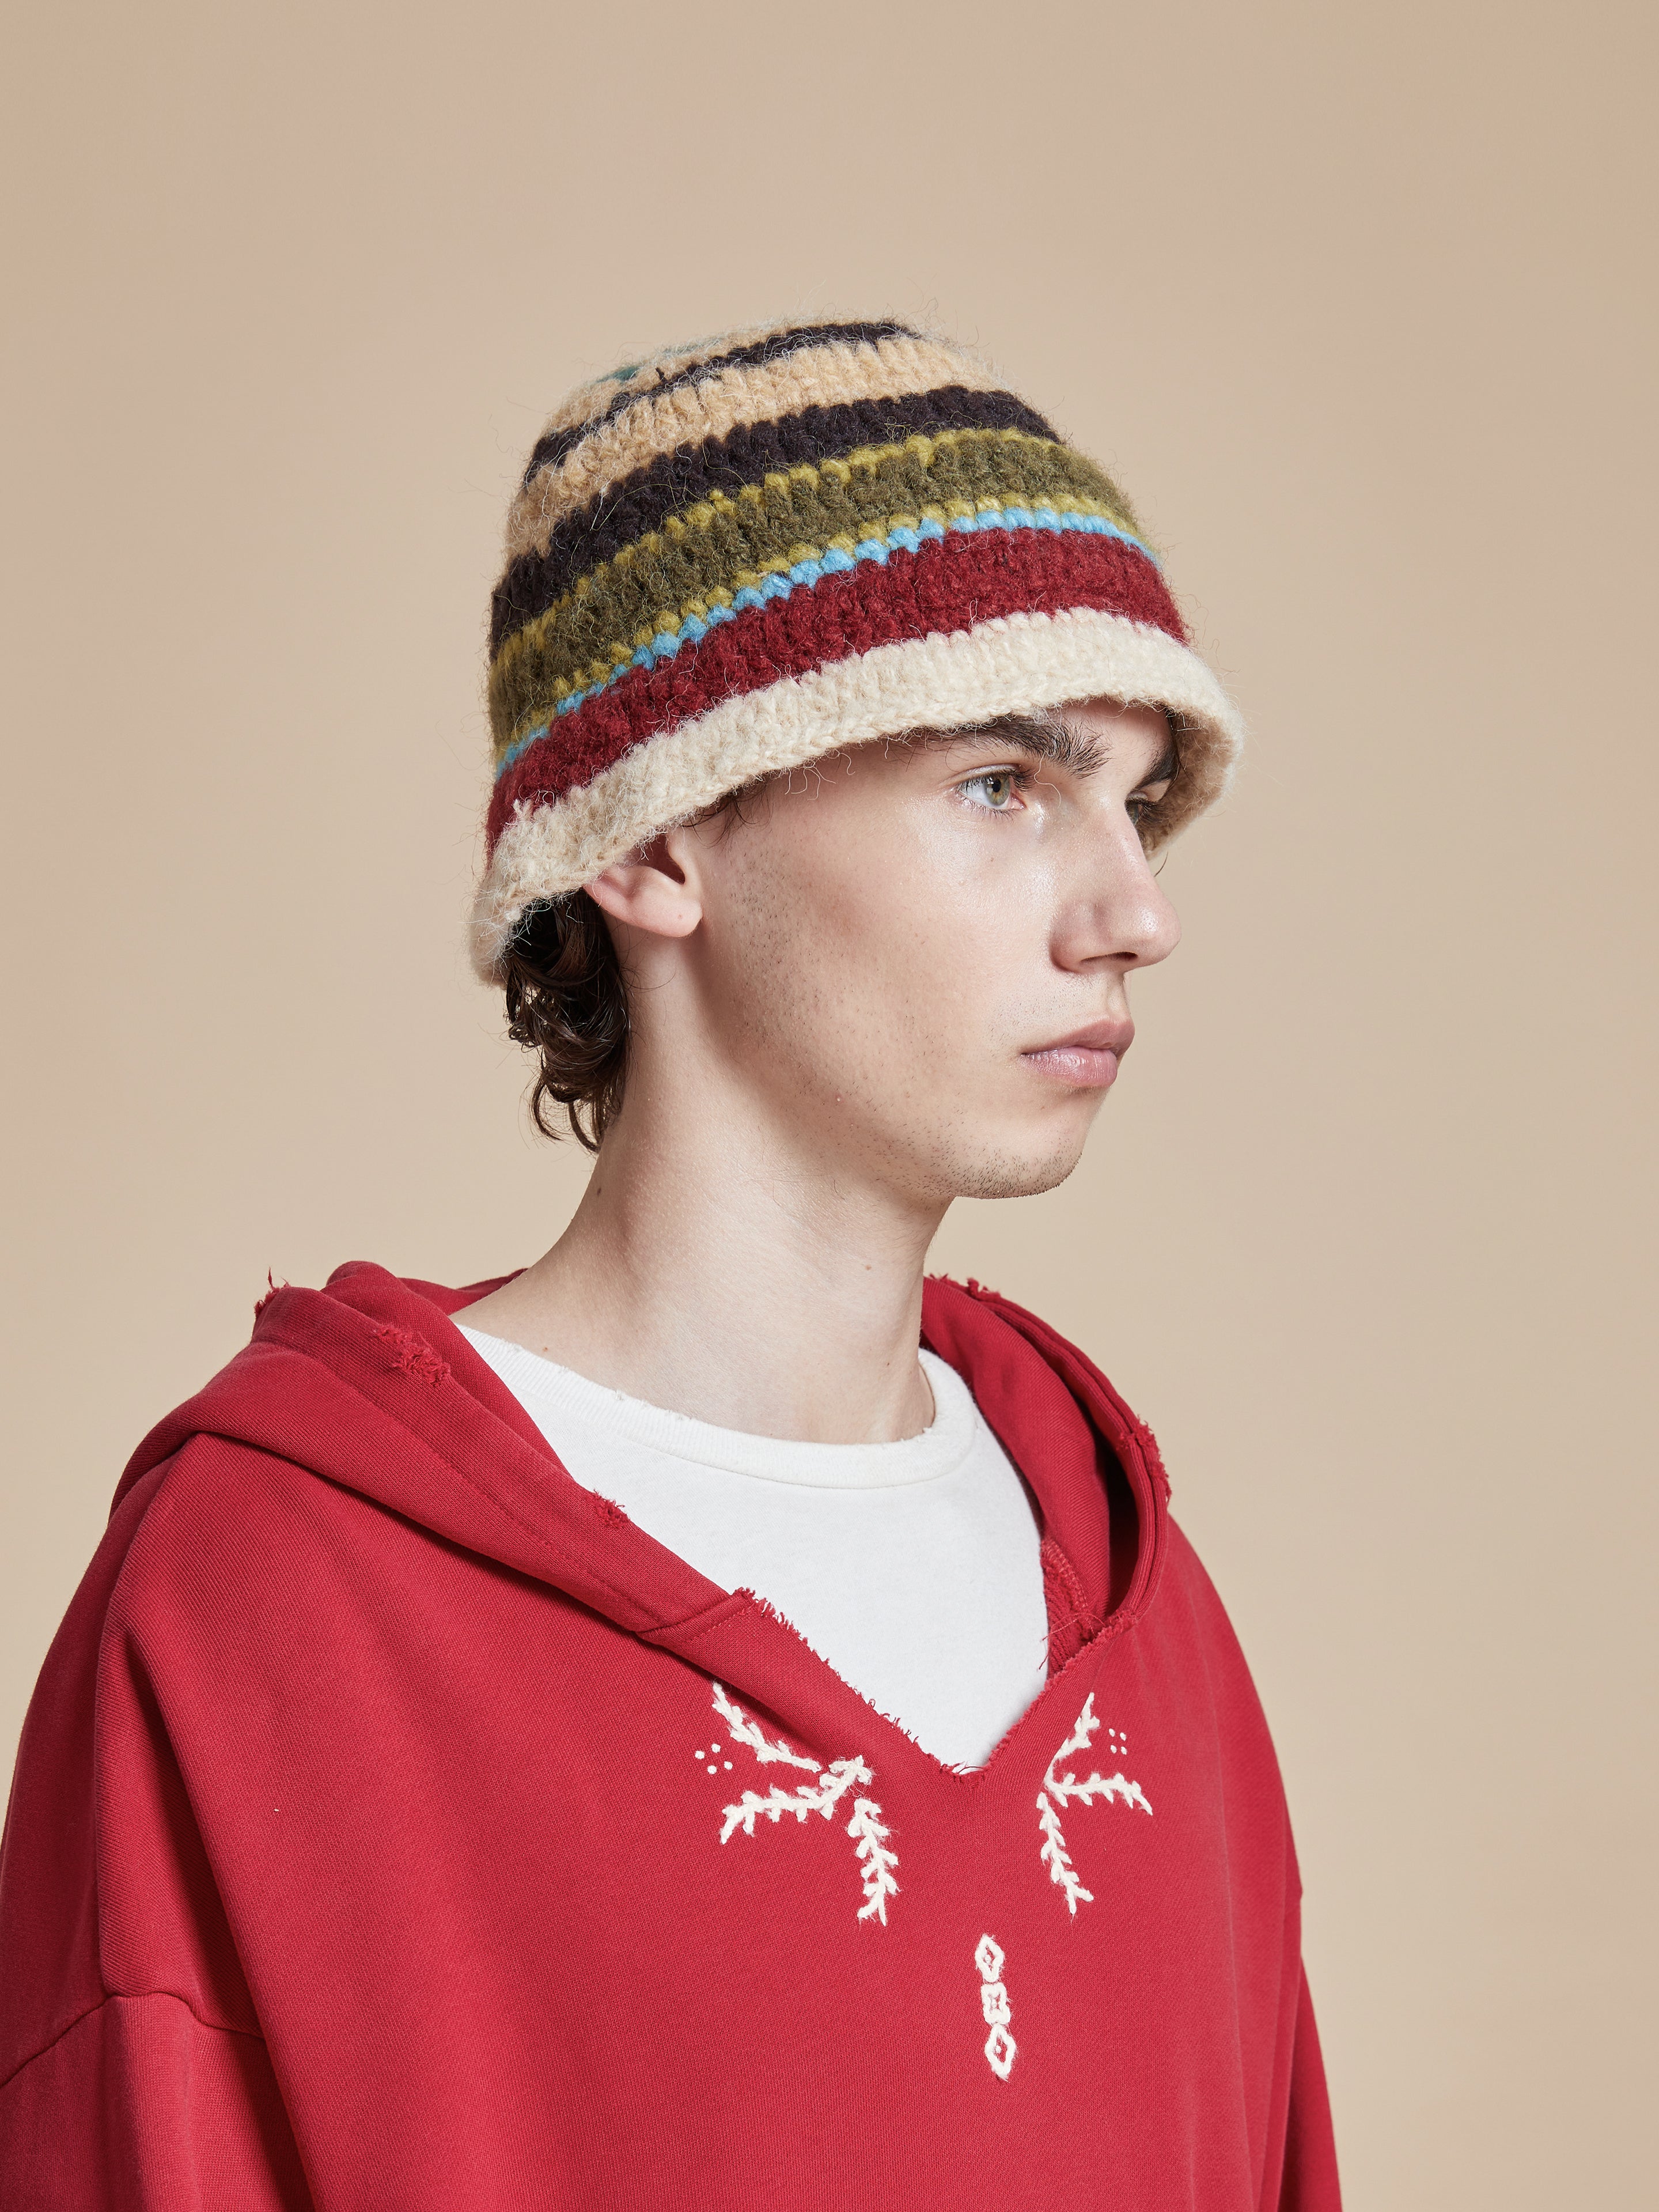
(486, 530, 1184, 848)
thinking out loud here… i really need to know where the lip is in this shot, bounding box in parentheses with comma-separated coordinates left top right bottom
(1020, 1019, 1135, 1091)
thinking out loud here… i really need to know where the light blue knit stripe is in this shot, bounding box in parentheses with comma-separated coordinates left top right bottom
(495, 508, 1156, 777)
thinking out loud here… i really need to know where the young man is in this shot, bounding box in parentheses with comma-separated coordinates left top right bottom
(0, 318, 1340, 2207)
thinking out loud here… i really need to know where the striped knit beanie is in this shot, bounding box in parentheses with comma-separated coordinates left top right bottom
(472, 316, 1244, 980)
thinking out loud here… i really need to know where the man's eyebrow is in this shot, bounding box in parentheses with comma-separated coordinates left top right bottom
(921, 712, 1179, 785)
(924, 713, 1108, 777)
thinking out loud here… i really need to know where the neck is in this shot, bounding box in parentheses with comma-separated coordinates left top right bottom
(459, 1060, 945, 1445)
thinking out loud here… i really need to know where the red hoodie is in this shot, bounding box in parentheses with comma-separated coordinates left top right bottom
(0, 1264, 1340, 2210)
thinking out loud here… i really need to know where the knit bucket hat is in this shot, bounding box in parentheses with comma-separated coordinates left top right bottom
(471, 316, 1244, 981)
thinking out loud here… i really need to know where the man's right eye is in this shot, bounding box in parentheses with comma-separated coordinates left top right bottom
(957, 769, 1026, 812)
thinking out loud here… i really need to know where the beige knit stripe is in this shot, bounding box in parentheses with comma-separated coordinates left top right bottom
(469, 610, 1243, 981)
(503, 334, 1005, 566)
(524, 316, 899, 450)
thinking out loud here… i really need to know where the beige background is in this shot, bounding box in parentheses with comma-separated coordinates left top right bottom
(3, 0, 1654, 2199)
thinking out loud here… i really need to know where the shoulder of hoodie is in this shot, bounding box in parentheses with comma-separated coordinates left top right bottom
(96, 1264, 548, 1629)
(90, 1261, 747, 1660)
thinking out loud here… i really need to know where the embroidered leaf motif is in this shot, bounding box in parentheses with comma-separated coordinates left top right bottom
(847, 1796, 900, 1924)
(719, 1783, 831, 1840)
(709, 1685, 899, 1925)
(711, 1680, 821, 1773)
(717, 1753, 875, 1844)
(1036, 1694, 1153, 1915)
(1036, 1787, 1093, 1912)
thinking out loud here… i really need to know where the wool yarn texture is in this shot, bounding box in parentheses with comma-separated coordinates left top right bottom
(471, 316, 1245, 981)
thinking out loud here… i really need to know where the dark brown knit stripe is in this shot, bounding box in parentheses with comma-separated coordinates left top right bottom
(518, 321, 918, 489)
(487, 440, 1142, 748)
(491, 385, 1062, 655)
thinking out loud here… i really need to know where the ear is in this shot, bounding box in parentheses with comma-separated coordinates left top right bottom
(583, 831, 702, 940)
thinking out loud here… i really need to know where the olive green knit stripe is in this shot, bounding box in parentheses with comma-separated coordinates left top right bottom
(498, 428, 1117, 669)
(488, 433, 1137, 741)
(487, 493, 1138, 751)
(493, 426, 1123, 707)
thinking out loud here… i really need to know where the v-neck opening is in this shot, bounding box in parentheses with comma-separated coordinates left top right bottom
(649, 1576, 1141, 1794)
(426, 1271, 1168, 1793)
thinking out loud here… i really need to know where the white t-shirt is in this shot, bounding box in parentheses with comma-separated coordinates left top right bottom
(458, 1330, 1050, 1770)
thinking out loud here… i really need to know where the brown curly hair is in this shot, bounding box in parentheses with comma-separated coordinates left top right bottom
(500, 894, 630, 1152)
(500, 780, 775, 1149)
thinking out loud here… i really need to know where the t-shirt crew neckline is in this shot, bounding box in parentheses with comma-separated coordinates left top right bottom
(456, 1329, 975, 1490)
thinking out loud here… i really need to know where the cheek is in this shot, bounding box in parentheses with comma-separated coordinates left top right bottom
(718, 806, 1049, 1064)
(901, 811, 1060, 996)
(718, 849, 903, 1052)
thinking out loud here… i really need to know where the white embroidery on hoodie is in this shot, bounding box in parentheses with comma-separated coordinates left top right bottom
(1036, 1693, 1153, 1914)
(975, 1933, 1016, 2079)
(710, 1682, 900, 1924)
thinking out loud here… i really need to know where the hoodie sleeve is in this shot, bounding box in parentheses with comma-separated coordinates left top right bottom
(0, 1461, 313, 2210)
(1275, 1967, 1343, 2210)
(0, 1996, 312, 2209)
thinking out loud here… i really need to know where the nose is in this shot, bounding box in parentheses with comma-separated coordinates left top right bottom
(1051, 815, 1181, 975)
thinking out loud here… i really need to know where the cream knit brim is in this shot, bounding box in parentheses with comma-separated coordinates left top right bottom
(469, 606, 1244, 983)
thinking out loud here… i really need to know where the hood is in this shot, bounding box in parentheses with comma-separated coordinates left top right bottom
(113, 1261, 1172, 1684)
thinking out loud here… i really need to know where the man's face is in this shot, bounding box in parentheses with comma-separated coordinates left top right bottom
(649, 698, 1181, 1208)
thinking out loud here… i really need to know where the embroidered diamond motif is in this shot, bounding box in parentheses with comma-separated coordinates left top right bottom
(975, 1933, 1016, 2080)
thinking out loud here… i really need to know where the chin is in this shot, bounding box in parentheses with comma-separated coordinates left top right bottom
(946, 1126, 1092, 1203)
